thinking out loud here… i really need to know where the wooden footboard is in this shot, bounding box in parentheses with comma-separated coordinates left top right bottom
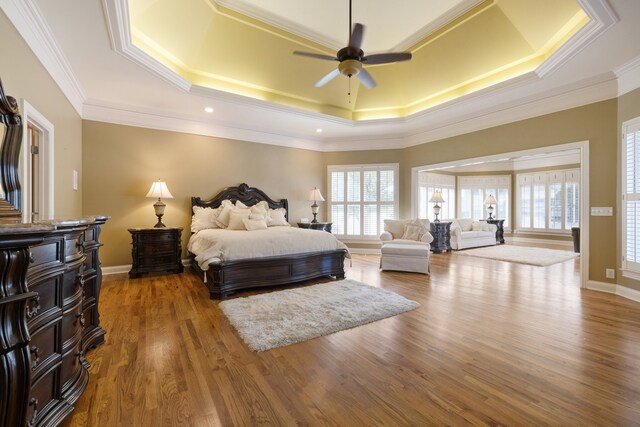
(189, 250, 347, 299)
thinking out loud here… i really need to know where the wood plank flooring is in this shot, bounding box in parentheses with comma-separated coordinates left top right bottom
(63, 250, 640, 426)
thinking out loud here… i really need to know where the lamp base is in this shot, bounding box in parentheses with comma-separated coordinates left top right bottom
(311, 213, 318, 223)
(154, 215, 166, 228)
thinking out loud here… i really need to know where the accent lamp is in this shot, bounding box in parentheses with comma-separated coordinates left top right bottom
(484, 194, 497, 220)
(428, 191, 445, 223)
(308, 187, 325, 223)
(146, 179, 174, 228)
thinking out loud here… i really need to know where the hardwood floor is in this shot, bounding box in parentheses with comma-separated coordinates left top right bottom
(63, 251, 640, 426)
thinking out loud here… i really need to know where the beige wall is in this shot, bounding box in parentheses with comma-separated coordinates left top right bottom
(0, 10, 83, 218)
(82, 121, 325, 266)
(617, 87, 640, 291)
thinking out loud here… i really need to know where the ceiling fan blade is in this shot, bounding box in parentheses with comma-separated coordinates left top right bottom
(363, 52, 412, 65)
(315, 68, 341, 87)
(349, 23, 364, 50)
(293, 51, 337, 61)
(356, 68, 376, 89)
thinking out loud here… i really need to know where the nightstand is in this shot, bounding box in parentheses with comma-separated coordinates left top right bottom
(129, 227, 184, 278)
(429, 221, 452, 253)
(486, 219, 505, 244)
(297, 222, 332, 233)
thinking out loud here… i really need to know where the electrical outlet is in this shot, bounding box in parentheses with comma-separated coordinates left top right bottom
(606, 268, 615, 279)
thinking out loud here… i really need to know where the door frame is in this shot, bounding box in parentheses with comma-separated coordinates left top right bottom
(19, 99, 54, 222)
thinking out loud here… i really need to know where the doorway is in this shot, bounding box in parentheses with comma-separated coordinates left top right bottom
(411, 141, 589, 289)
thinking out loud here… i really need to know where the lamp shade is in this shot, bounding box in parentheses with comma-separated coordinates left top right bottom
(146, 180, 174, 199)
(484, 194, 497, 205)
(428, 191, 445, 204)
(308, 187, 325, 202)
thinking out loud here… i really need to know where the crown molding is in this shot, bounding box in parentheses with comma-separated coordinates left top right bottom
(536, 0, 618, 77)
(82, 98, 326, 152)
(614, 56, 640, 96)
(1, 0, 86, 115)
(101, 0, 192, 92)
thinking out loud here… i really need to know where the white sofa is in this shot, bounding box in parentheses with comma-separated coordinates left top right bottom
(449, 218, 497, 250)
(379, 219, 434, 274)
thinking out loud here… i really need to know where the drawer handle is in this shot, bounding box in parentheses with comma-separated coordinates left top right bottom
(26, 295, 40, 319)
(76, 241, 85, 252)
(29, 252, 35, 264)
(28, 398, 38, 426)
(76, 312, 85, 327)
(30, 346, 40, 370)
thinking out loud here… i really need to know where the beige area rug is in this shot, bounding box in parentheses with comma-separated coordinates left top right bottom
(219, 279, 419, 352)
(456, 245, 579, 266)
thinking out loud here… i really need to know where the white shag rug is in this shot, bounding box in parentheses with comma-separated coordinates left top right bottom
(218, 279, 419, 352)
(456, 245, 579, 266)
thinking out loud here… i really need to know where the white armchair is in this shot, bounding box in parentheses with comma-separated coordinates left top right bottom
(379, 219, 433, 274)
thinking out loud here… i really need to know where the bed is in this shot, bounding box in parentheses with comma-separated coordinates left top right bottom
(188, 183, 348, 299)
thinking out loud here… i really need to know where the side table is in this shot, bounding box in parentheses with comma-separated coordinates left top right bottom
(486, 219, 505, 244)
(298, 222, 332, 233)
(129, 227, 184, 278)
(430, 221, 452, 253)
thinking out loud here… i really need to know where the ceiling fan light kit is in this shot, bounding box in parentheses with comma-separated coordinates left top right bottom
(293, 0, 412, 90)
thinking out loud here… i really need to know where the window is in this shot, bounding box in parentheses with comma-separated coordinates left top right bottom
(622, 117, 640, 278)
(457, 176, 510, 225)
(328, 164, 399, 239)
(517, 168, 579, 232)
(418, 172, 455, 221)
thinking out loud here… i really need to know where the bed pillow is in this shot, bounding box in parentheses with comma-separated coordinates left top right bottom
(191, 206, 220, 232)
(267, 208, 289, 226)
(235, 200, 249, 209)
(243, 218, 268, 231)
(227, 209, 252, 230)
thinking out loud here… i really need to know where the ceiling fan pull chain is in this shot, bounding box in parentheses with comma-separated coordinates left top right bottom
(348, 77, 351, 103)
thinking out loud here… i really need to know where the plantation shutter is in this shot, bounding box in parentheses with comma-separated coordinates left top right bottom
(623, 118, 640, 275)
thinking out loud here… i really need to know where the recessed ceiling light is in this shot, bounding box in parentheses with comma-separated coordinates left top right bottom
(204, 107, 214, 113)
(316, 128, 323, 133)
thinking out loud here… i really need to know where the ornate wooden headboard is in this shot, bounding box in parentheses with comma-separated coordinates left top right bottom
(191, 183, 289, 220)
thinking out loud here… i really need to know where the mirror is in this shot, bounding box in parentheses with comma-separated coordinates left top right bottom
(0, 78, 23, 222)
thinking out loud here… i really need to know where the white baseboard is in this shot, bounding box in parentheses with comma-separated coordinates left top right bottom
(587, 280, 640, 303)
(103, 265, 130, 275)
(103, 258, 191, 276)
(506, 236, 573, 249)
(586, 280, 617, 293)
(617, 285, 640, 303)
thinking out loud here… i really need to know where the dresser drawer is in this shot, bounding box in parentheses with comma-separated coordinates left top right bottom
(28, 238, 64, 273)
(136, 231, 178, 243)
(61, 299, 84, 349)
(60, 339, 84, 395)
(27, 274, 63, 330)
(27, 364, 62, 427)
(29, 319, 63, 380)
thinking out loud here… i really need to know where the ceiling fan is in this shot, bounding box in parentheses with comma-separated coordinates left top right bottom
(293, 0, 412, 89)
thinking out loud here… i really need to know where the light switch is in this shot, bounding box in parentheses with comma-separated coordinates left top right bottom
(590, 207, 613, 216)
(73, 170, 78, 191)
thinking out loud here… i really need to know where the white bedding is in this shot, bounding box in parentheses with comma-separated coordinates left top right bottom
(188, 226, 349, 270)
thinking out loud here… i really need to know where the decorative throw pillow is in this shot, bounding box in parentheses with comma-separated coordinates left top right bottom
(227, 209, 251, 230)
(243, 218, 268, 231)
(401, 224, 422, 241)
(191, 206, 220, 232)
(235, 200, 249, 209)
(471, 221, 483, 231)
(214, 200, 234, 228)
(267, 208, 289, 226)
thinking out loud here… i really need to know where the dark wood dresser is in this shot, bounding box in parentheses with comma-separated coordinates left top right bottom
(0, 217, 109, 427)
(128, 227, 183, 278)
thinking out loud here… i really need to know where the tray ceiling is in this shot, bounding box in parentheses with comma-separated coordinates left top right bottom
(126, 0, 588, 120)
